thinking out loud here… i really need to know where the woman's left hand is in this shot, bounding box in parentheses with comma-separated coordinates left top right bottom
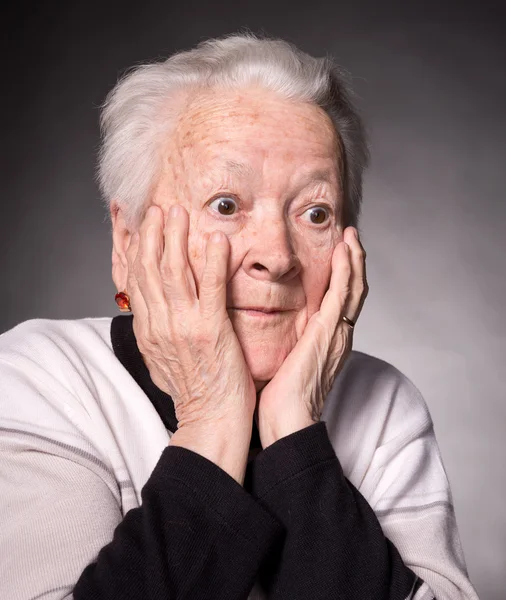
(256, 227, 368, 448)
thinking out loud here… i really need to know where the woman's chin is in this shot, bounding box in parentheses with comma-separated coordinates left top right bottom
(230, 315, 299, 388)
(240, 341, 290, 388)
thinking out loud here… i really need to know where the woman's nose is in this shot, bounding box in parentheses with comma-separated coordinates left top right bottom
(243, 220, 301, 282)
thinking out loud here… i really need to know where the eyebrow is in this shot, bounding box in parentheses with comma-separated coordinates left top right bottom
(299, 168, 335, 186)
(222, 160, 255, 178)
(221, 160, 335, 187)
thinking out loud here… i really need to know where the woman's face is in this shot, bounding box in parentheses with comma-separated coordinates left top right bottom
(152, 86, 343, 390)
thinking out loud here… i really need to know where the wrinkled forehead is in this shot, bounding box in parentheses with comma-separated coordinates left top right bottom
(197, 157, 342, 200)
(169, 87, 342, 187)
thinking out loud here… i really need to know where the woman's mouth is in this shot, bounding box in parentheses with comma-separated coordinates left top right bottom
(229, 308, 287, 318)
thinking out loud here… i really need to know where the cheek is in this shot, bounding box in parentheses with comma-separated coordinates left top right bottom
(302, 248, 334, 315)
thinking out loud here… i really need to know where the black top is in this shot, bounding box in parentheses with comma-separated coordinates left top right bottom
(72, 314, 425, 599)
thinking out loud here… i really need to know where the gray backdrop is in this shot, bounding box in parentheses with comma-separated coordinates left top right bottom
(3, 1, 505, 598)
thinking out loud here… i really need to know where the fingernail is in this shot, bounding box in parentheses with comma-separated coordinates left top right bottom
(147, 205, 158, 218)
(170, 205, 180, 218)
(344, 242, 350, 254)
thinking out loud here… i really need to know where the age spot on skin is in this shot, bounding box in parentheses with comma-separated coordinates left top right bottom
(146, 86, 342, 386)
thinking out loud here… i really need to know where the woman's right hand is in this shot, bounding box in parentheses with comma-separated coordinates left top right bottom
(125, 203, 257, 482)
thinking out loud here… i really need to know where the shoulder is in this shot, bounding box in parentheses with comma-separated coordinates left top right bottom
(323, 349, 433, 477)
(0, 315, 115, 399)
(0, 317, 126, 504)
(326, 348, 432, 424)
(0, 316, 115, 390)
(0, 316, 115, 443)
(0, 316, 113, 361)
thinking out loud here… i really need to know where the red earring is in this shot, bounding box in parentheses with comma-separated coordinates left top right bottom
(115, 290, 131, 312)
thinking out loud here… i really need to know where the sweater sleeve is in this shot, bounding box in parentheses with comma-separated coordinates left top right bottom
(0, 429, 283, 600)
(247, 421, 479, 600)
(73, 444, 283, 599)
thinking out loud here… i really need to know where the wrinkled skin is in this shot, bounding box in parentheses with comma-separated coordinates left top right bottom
(111, 88, 367, 446)
(112, 86, 344, 393)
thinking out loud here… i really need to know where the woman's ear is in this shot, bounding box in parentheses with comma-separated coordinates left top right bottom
(110, 201, 132, 292)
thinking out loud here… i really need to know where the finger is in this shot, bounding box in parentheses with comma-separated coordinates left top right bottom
(134, 205, 167, 311)
(199, 230, 229, 320)
(342, 227, 368, 323)
(317, 240, 352, 330)
(160, 204, 197, 310)
(159, 204, 198, 300)
(125, 228, 149, 323)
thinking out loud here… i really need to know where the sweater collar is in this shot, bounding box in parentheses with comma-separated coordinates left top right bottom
(111, 314, 178, 432)
(110, 314, 261, 450)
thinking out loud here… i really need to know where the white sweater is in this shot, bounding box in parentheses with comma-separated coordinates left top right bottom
(0, 315, 479, 599)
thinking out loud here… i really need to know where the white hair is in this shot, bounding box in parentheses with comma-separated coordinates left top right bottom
(98, 32, 369, 231)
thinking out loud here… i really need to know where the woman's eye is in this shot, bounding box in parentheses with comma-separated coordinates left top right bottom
(209, 196, 238, 216)
(303, 206, 330, 225)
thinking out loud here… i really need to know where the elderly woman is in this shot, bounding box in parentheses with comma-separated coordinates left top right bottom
(0, 33, 478, 600)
